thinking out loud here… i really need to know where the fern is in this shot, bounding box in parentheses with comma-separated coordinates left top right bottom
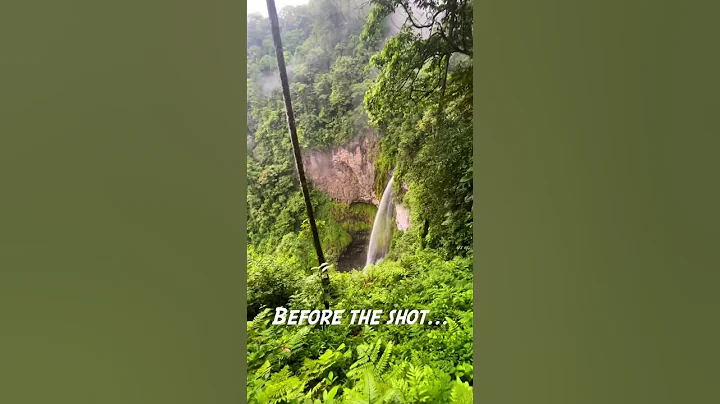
(375, 341, 393, 376)
(404, 364, 433, 403)
(247, 242, 474, 403)
(252, 366, 306, 404)
(347, 339, 394, 380)
(450, 379, 473, 404)
(286, 326, 311, 351)
(257, 360, 272, 380)
(364, 370, 379, 403)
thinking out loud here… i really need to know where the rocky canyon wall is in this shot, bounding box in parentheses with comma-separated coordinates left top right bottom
(304, 130, 379, 205)
(303, 130, 411, 231)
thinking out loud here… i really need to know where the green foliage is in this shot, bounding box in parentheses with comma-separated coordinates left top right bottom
(363, 0, 474, 258)
(247, 250, 473, 403)
(246, 1, 473, 401)
(247, 0, 380, 262)
(248, 193, 356, 319)
(248, 0, 473, 258)
(247, 249, 307, 319)
(330, 202, 378, 233)
(247, 0, 375, 150)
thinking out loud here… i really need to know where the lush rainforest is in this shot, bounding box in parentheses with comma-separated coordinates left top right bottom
(247, 0, 473, 402)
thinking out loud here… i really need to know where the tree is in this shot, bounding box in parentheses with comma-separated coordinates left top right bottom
(266, 0, 329, 305)
(363, 0, 473, 257)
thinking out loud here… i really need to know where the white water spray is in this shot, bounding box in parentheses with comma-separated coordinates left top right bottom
(365, 176, 394, 268)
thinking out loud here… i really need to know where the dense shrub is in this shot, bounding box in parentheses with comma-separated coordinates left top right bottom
(247, 247, 473, 403)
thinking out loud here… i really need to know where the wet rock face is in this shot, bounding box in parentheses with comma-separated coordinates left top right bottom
(395, 203, 411, 231)
(304, 132, 379, 205)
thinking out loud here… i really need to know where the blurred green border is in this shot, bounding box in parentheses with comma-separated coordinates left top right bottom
(1, 0, 248, 402)
(475, 1, 719, 403)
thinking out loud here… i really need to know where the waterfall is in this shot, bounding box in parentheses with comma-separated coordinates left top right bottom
(366, 176, 394, 267)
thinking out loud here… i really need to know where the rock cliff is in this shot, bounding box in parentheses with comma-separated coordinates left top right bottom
(395, 203, 411, 231)
(303, 130, 411, 233)
(304, 130, 379, 205)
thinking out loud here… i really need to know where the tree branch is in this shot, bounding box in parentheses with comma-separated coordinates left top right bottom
(400, 2, 443, 30)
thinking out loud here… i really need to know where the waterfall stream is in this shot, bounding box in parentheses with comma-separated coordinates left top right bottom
(365, 176, 394, 268)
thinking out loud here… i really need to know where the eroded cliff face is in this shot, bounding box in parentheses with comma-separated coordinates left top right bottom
(395, 203, 411, 231)
(304, 130, 379, 205)
(304, 130, 411, 235)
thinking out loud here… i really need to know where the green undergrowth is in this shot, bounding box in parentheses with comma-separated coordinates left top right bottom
(330, 202, 377, 233)
(248, 192, 355, 319)
(247, 247, 473, 403)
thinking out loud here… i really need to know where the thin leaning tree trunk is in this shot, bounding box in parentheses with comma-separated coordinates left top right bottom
(265, 0, 330, 305)
(438, 52, 451, 119)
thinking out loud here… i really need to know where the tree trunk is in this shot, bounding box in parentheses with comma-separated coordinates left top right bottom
(266, 0, 330, 304)
(438, 52, 451, 119)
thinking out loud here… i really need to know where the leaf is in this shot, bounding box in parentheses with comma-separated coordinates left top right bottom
(324, 385, 340, 401)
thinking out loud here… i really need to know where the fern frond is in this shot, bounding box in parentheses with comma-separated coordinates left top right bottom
(364, 369, 378, 403)
(375, 340, 393, 376)
(256, 359, 272, 380)
(381, 386, 405, 403)
(445, 317, 459, 333)
(450, 379, 473, 404)
(347, 362, 373, 379)
(370, 339, 382, 361)
(287, 326, 311, 350)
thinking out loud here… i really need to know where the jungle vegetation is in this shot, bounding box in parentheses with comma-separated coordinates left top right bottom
(247, 1, 473, 402)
